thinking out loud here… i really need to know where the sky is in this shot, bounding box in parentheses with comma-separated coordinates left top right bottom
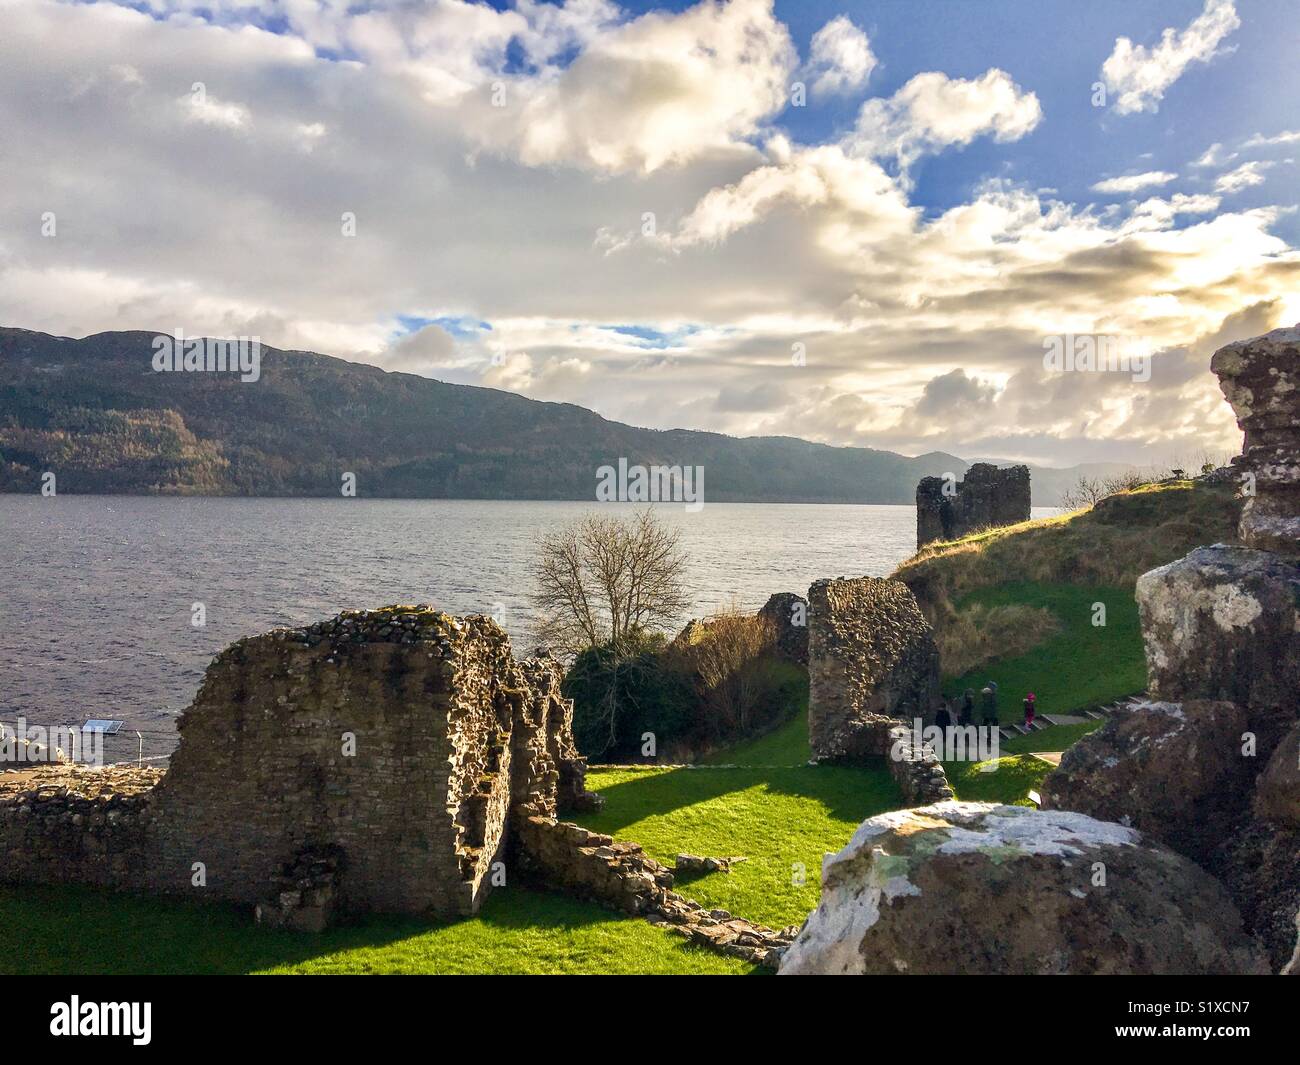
(1, 0, 1298, 466)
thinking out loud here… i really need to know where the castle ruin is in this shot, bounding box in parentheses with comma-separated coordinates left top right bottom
(916, 462, 1031, 549)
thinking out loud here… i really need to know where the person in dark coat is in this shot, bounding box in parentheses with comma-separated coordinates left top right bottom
(981, 684, 998, 726)
(935, 702, 952, 730)
(958, 689, 975, 728)
(1023, 692, 1036, 728)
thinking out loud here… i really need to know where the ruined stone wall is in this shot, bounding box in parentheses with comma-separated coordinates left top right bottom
(514, 815, 794, 968)
(916, 463, 1031, 549)
(807, 577, 941, 762)
(758, 592, 808, 665)
(0, 606, 599, 921)
(0, 766, 160, 891)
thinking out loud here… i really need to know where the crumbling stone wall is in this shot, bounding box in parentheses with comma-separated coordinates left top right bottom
(916, 462, 1031, 549)
(807, 577, 941, 762)
(0, 765, 160, 891)
(514, 815, 796, 968)
(1212, 326, 1300, 554)
(0, 606, 598, 921)
(758, 592, 808, 665)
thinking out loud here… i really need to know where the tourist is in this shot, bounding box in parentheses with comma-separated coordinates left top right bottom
(1023, 692, 1036, 728)
(935, 702, 952, 729)
(960, 688, 975, 727)
(980, 685, 998, 726)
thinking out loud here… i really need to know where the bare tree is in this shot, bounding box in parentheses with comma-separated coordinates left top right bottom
(533, 509, 691, 656)
(1060, 475, 1108, 510)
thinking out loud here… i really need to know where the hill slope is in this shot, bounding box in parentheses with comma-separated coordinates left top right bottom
(2, 326, 1107, 503)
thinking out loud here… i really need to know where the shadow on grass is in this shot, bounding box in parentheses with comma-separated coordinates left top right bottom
(0, 882, 708, 976)
(580, 762, 899, 832)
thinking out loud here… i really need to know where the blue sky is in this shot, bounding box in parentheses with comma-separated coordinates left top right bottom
(3, 0, 1297, 465)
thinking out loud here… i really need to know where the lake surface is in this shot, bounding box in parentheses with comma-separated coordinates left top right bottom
(1, 496, 1057, 758)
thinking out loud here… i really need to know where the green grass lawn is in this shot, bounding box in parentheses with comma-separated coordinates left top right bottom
(943, 582, 1146, 721)
(0, 882, 749, 975)
(942, 754, 1054, 807)
(579, 761, 899, 930)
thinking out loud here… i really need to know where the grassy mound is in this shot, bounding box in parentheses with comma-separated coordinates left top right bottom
(895, 480, 1240, 620)
(942, 754, 1053, 807)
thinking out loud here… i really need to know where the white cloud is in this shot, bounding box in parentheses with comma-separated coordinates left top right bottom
(805, 15, 876, 97)
(1192, 142, 1236, 168)
(1091, 170, 1178, 194)
(1102, 0, 1240, 115)
(1243, 129, 1300, 148)
(498, 0, 797, 173)
(1215, 160, 1274, 194)
(2, 0, 1297, 470)
(851, 68, 1042, 168)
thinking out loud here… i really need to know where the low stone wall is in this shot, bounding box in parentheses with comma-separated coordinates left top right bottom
(514, 815, 796, 968)
(807, 577, 940, 763)
(0, 765, 161, 891)
(884, 723, 956, 805)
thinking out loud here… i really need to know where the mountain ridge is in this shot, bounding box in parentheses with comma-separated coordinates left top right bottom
(0, 326, 1131, 505)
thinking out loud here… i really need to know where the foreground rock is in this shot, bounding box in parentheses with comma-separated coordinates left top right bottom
(778, 802, 1266, 975)
(1254, 722, 1300, 828)
(1135, 544, 1300, 710)
(1212, 817, 1300, 972)
(1041, 699, 1254, 864)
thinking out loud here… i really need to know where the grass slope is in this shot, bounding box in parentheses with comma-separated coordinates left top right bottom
(941, 581, 1146, 719)
(895, 480, 1239, 610)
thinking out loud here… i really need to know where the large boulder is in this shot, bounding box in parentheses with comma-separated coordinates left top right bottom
(1211, 325, 1300, 556)
(778, 802, 1266, 975)
(1254, 722, 1300, 828)
(1040, 699, 1254, 864)
(1211, 817, 1300, 973)
(1135, 544, 1300, 710)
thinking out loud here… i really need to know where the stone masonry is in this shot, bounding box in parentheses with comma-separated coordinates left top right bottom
(757, 592, 809, 665)
(0, 606, 599, 921)
(807, 577, 941, 763)
(1212, 325, 1300, 554)
(916, 462, 1031, 549)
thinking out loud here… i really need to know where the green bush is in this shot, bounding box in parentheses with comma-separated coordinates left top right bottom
(562, 633, 695, 760)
